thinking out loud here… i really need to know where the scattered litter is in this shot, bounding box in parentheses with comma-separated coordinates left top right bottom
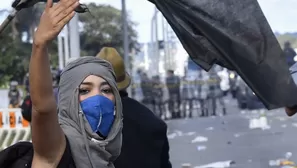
(292, 123, 297, 128)
(167, 130, 196, 139)
(206, 127, 214, 131)
(181, 163, 192, 168)
(282, 124, 287, 128)
(167, 133, 177, 139)
(196, 145, 207, 151)
(276, 117, 287, 121)
(269, 159, 280, 166)
(248, 160, 252, 163)
(249, 116, 270, 130)
(234, 134, 240, 138)
(285, 152, 293, 160)
(191, 136, 208, 143)
(175, 130, 183, 136)
(194, 160, 235, 168)
(268, 152, 296, 167)
(240, 110, 246, 114)
(184, 132, 196, 136)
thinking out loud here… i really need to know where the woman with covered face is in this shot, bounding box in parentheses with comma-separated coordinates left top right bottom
(29, 0, 122, 167)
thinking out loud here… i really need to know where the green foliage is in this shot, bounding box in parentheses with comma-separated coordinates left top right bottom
(0, 25, 32, 85)
(0, 2, 139, 85)
(79, 3, 139, 56)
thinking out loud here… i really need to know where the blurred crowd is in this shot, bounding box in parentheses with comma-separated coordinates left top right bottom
(129, 66, 264, 120)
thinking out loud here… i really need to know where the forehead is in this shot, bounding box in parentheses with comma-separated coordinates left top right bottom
(81, 75, 107, 85)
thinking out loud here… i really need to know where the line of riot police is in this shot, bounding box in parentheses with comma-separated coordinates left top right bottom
(131, 67, 231, 120)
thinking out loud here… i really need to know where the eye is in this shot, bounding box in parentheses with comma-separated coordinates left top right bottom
(79, 88, 90, 95)
(101, 88, 112, 94)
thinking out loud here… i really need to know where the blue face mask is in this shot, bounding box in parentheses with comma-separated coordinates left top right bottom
(80, 95, 115, 138)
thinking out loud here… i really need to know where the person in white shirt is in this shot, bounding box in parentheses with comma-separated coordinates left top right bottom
(217, 68, 230, 96)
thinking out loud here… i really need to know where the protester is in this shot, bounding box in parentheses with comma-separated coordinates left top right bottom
(25, 0, 123, 167)
(166, 70, 181, 118)
(207, 67, 226, 116)
(284, 41, 297, 67)
(8, 81, 20, 108)
(21, 93, 32, 122)
(97, 47, 172, 168)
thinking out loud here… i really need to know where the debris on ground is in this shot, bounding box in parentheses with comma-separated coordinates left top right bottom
(194, 160, 235, 168)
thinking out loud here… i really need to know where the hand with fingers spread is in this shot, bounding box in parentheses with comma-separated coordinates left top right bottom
(34, 0, 80, 46)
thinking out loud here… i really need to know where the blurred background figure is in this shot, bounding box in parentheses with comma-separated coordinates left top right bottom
(207, 67, 226, 116)
(181, 72, 196, 118)
(140, 72, 154, 107)
(23, 73, 30, 94)
(284, 41, 297, 67)
(197, 70, 209, 117)
(228, 70, 238, 99)
(8, 81, 20, 108)
(217, 67, 230, 97)
(166, 70, 181, 119)
(152, 75, 164, 118)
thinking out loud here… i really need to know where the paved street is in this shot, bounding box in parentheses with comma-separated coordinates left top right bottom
(167, 99, 297, 168)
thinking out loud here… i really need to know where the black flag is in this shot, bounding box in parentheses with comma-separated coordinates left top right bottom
(148, 0, 297, 110)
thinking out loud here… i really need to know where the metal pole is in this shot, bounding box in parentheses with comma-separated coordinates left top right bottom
(58, 36, 64, 70)
(151, 15, 155, 73)
(162, 16, 166, 72)
(154, 7, 159, 75)
(121, 0, 131, 95)
(68, 14, 80, 59)
(122, 0, 129, 72)
(64, 25, 70, 65)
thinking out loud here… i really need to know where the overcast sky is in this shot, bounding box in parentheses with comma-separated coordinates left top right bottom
(1, 0, 297, 43)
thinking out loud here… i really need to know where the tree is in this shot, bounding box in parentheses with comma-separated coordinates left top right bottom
(79, 3, 139, 56)
(0, 5, 58, 86)
(0, 24, 32, 86)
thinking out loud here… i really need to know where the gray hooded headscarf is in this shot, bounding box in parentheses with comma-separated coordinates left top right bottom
(58, 56, 123, 168)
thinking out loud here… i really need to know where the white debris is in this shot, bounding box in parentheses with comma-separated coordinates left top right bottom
(206, 127, 214, 131)
(184, 132, 196, 136)
(276, 117, 287, 121)
(167, 133, 177, 139)
(191, 136, 208, 143)
(268, 159, 281, 166)
(196, 145, 207, 151)
(194, 160, 235, 168)
(292, 123, 297, 127)
(181, 163, 192, 168)
(234, 134, 240, 138)
(281, 124, 287, 128)
(175, 130, 183, 136)
(249, 116, 270, 130)
(167, 130, 196, 139)
(285, 152, 293, 159)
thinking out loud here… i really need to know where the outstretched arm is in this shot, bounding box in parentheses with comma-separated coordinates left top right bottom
(30, 0, 79, 167)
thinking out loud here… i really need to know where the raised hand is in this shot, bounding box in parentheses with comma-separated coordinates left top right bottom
(34, 0, 80, 46)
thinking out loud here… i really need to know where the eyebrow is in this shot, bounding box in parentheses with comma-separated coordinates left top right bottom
(80, 81, 110, 87)
(100, 81, 109, 87)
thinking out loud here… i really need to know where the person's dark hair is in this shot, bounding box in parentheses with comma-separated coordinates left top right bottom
(167, 70, 174, 74)
(284, 41, 291, 48)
